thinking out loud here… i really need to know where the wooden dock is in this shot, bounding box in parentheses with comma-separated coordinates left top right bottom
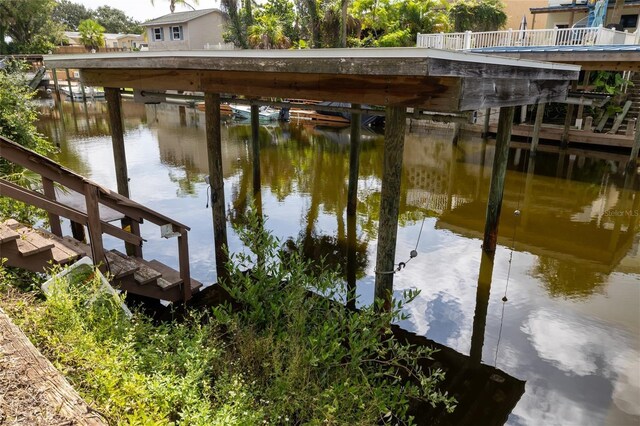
(0, 307, 107, 425)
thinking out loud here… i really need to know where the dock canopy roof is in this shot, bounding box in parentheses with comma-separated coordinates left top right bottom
(44, 48, 580, 112)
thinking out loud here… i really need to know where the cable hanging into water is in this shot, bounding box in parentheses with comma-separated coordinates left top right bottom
(375, 215, 426, 275)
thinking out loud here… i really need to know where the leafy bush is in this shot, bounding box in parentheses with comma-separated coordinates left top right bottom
(0, 213, 455, 424)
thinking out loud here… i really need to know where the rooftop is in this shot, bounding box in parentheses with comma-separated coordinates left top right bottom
(142, 8, 224, 26)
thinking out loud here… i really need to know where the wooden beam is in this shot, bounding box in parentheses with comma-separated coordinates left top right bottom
(459, 78, 570, 111)
(374, 106, 406, 312)
(64, 68, 74, 104)
(178, 229, 192, 302)
(487, 52, 640, 72)
(482, 108, 491, 138)
(204, 92, 229, 282)
(82, 69, 463, 111)
(250, 104, 263, 218)
(482, 106, 515, 256)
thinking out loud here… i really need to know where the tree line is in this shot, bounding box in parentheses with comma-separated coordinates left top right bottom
(0, 0, 507, 53)
(0, 0, 142, 53)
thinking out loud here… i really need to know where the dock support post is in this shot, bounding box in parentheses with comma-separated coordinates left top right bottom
(482, 106, 514, 255)
(561, 81, 578, 149)
(482, 108, 491, 138)
(346, 104, 361, 310)
(374, 106, 406, 313)
(105, 87, 140, 256)
(347, 104, 361, 217)
(79, 77, 87, 104)
(51, 68, 61, 103)
(627, 114, 640, 172)
(205, 92, 229, 282)
(64, 69, 74, 104)
(250, 104, 263, 217)
(178, 229, 192, 301)
(531, 102, 545, 157)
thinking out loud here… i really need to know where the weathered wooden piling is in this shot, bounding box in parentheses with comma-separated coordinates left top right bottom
(42, 177, 62, 237)
(105, 87, 141, 256)
(204, 92, 229, 281)
(346, 213, 357, 311)
(482, 108, 491, 138)
(51, 68, 61, 103)
(347, 104, 361, 217)
(374, 106, 406, 312)
(531, 102, 545, 156)
(64, 69, 74, 104)
(482, 106, 515, 255)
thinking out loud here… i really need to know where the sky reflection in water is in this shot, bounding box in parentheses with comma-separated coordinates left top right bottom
(37, 100, 640, 425)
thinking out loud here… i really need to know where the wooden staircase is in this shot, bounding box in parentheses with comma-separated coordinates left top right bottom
(0, 134, 203, 304)
(0, 219, 202, 303)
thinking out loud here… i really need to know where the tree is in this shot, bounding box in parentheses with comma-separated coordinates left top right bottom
(248, 14, 291, 48)
(0, 0, 65, 53)
(94, 6, 142, 34)
(449, 0, 506, 32)
(78, 18, 105, 49)
(221, 0, 249, 48)
(150, 0, 200, 14)
(52, 0, 92, 31)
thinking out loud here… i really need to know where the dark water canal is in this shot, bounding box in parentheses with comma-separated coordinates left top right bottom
(37, 99, 640, 425)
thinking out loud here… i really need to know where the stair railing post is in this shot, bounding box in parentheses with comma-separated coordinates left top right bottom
(178, 228, 192, 302)
(41, 177, 62, 237)
(84, 183, 106, 272)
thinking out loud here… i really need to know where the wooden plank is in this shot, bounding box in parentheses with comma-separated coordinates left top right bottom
(104, 250, 138, 279)
(427, 58, 579, 80)
(608, 100, 633, 134)
(483, 106, 515, 256)
(0, 223, 19, 243)
(0, 308, 107, 425)
(374, 106, 406, 313)
(14, 227, 55, 256)
(83, 69, 463, 111)
(177, 231, 192, 301)
(531, 102, 546, 155)
(84, 183, 105, 270)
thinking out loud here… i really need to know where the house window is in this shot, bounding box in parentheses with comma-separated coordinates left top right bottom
(620, 14, 638, 29)
(113, 41, 118, 47)
(153, 27, 164, 41)
(170, 26, 183, 41)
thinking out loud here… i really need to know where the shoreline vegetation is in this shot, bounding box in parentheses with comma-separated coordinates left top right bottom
(0, 215, 456, 425)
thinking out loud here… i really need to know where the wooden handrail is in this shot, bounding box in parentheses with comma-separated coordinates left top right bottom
(1, 135, 194, 301)
(0, 179, 143, 246)
(0, 135, 190, 231)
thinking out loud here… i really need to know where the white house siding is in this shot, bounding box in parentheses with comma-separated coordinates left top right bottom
(146, 12, 227, 51)
(186, 13, 227, 49)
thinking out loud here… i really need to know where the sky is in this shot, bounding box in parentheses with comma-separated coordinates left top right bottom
(73, 0, 221, 22)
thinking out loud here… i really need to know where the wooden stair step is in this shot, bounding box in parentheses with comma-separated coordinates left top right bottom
(104, 251, 138, 279)
(110, 250, 161, 285)
(13, 226, 55, 257)
(138, 259, 204, 294)
(60, 237, 90, 257)
(31, 229, 85, 265)
(0, 220, 20, 243)
(140, 259, 182, 291)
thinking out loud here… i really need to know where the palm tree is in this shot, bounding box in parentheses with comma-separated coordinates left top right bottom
(78, 19, 105, 50)
(248, 15, 291, 49)
(150, 0, 200, 13)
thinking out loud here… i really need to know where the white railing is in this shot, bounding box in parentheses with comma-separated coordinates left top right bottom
(417, 26, 640, 50)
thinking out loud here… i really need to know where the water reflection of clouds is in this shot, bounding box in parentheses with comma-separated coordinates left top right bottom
(522, 308, 640, 417)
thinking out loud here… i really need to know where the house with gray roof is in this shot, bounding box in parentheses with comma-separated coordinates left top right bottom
(142, 9, 232, 51)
